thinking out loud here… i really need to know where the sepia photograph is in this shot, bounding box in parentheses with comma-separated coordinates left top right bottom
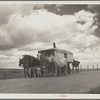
(0, 1, 100, 99)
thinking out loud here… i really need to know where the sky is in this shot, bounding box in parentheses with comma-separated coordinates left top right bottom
(0, 3, 100, 69)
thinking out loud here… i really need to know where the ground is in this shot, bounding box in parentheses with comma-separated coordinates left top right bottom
(0, 69, 100, 93)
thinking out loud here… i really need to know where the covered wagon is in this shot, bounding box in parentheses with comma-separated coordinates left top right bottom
(38, 44, 73, 76)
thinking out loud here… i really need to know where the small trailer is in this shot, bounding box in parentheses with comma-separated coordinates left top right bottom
(38, 43, 73, 76)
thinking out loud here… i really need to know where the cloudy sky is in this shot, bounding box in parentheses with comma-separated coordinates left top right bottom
(0, 3, 100, 68)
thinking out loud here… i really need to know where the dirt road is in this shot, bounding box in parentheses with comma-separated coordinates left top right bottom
(0, 70, 100, 93)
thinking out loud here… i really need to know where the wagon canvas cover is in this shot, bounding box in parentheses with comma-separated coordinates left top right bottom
(38, 48, 73, 62)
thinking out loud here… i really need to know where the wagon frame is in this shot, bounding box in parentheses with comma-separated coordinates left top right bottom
(38, 46, 73, 76)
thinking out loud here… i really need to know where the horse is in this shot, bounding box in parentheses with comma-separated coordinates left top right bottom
(19, 58, 28, 78)
(39, 54, 69, 76)
(72, 59, 80, 73)
(40, 66, 46, 77)
(39, 55, 51, 76)
(51, 57, 69, 76)
(35, 67, 41, 77)
(19, 55, 40, 78)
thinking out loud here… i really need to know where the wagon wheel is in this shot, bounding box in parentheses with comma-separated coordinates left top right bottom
(63, 65, 67, 76)
(27, 68, 33, 77)
(54, 67, 57, 76)
(67, 63, 71, 74)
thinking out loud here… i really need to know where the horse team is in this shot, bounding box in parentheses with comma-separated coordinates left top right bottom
(19, 55, 80, 78)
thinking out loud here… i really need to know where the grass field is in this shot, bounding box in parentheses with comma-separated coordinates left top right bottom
(0, 68, 100, 80)
(0, 68, 24, 80)
(0, 68, 100, 93)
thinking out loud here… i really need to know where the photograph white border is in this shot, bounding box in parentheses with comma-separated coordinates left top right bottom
(0, 1, 100, 99)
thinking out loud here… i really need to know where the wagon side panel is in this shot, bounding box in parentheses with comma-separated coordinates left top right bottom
(67, 53, 73, 63)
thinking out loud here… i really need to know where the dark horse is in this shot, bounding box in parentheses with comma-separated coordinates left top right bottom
(72, 59, 80, 73)
(19, 55, 40, 77)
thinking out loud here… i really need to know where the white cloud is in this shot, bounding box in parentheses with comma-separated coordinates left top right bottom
(0, 4, 45, 26)
(3, 9, 98, 50)
(75, 10, 97, 32)
(0, 4, 21, 26)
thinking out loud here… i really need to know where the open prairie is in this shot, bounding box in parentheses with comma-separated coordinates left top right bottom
(0, 69, 100, 93)
(0, 68, 24, 80)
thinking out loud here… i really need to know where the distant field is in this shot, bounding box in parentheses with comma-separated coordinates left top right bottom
(0, 68, 100, 80)
(0, 68, 24, 80)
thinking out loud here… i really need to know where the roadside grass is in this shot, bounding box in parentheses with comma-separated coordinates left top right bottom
(0, 68, 24, 80)
(89, 86, 100, 94)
